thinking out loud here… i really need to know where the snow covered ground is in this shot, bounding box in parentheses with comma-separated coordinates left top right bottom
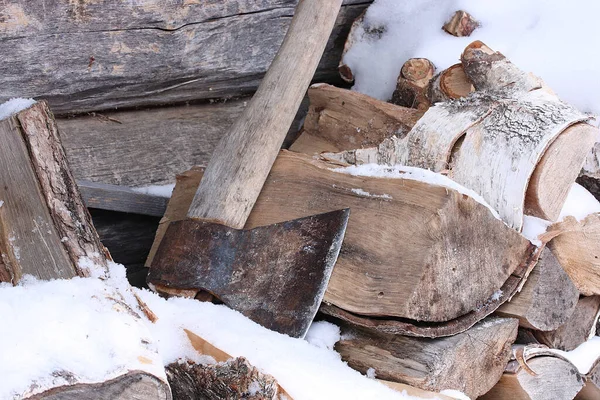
(343, 0, 600, 117)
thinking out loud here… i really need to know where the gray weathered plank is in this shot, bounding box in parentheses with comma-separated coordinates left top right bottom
(0, 117, 76, 282)
(79, 180, 169, 217)
(1, 0, 369, 114)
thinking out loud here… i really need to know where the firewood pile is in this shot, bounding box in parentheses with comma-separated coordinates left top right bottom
(3, 3, 600, 400)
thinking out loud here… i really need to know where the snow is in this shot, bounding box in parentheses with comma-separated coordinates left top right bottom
(305, 321, 341, 351)
(350, 187, 393, 200)
(521, 215, 551, 246)
(131, 184, 175, 198)
(366, 368, 377, 379)
(335, 164, 500, 219)
(0, 98, 36, 121)
(557, 336, 600, 374)
(136, 289, 418, 400)
(0, 261, 424, 400)
(440, 390, 471, 400)
(343, 0, 600, 115)
(0, 266, 165, 399)
(558, 183, 600, 222)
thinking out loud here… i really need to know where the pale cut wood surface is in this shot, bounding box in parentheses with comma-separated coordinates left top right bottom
(0, 116, 76, 282)
(390, 58, 435, 110)
(154, 151, 534, 323)
(534, 295, 600, 351)
(0, 0, 369, 114)
(496, 247, 579, 331)
(290, 84, 423, 155)
(187, 0, 343, 228)
(427, 63, 474, 103)
(548, 213, 600, 296)
(525, 122, 598, 220)
(17, 102, 110, 273)
(480, 357, 584, 400)
(378, 380, 455, 400)
(336, 317, 518, 399)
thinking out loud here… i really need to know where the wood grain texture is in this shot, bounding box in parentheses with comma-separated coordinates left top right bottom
(480, 357, 584, 400)
(534, 296, 600, 351)
(0, 115, 76, 282)
(548, 214, 600, 296)
(187, 0, 343, 228)
(152, 151, 534, 323)
(525, 122, 597, 221)
(56, 101, 246, 187)
(290, 84, 423, 155)
(496, 247, 579, 331)
(336, 317, 518, 399)
(1, 0, 368, 114)
(17, 102, 110, 274)
(79, 181, 169, 217)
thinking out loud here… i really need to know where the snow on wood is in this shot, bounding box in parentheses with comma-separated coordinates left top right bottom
(0, 98, 36, 121)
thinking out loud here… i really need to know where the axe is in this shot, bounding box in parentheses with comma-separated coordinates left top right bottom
(148, 0, 347, 338)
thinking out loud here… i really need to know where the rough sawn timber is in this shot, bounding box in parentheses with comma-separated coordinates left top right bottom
(0, 0, 370, 114)
(289, 84, 423, 155)
(496, 247, 579, 331)
(534, 295, 600, 351)
(0, 101, 109, 282)
(335, 317, 519, 399)
(149, 151, 537, 330)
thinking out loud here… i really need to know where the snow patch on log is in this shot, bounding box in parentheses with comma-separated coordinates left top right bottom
(334, 163, 500, 219)
(521, 216, 551, 247)
(0, 98, 35, 121)
(132, 184, 175, 199)
(556, 336, 600, 374)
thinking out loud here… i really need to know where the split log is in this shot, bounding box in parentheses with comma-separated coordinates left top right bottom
(427, 64, 474, 103)
(148, 151, 537, 337)
(390, 58, 435, 110)
(0, 101, 109, 282)
(0, 101, 169, 399)
(442, 10, 480, 37)
(335, 317, 518, 399)
(289, 84, 423, 155)
(534, 296, 600, 351)
(0, 1, 368, 114)
(166, 358, 282, 400)
(496, 247, 579, 331)
(324, 42, 593, 230)
(547, 213, 600, 296)
(480, 346, 585, 400)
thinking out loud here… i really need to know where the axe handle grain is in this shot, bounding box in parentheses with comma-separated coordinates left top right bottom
(186, 0, 343, 228)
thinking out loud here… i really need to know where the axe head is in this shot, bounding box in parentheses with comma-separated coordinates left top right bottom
(147, 209, 350, 338)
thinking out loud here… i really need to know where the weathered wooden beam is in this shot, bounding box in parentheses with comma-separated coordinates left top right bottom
(79, 181, 169, 217)
(1, 1, 368, 114)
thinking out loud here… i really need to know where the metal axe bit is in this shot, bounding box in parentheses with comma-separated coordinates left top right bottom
(148, 0, 345, 338)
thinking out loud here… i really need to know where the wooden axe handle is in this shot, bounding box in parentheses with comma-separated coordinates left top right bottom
(186, 0, 343, 228)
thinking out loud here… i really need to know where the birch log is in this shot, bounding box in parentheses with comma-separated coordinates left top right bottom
(0, 101, 109, 283)
(496, 248, 579, 331)
(289, 84, 422, 155)
(579, 143, 600, 201)
(427, 63, 474, 103)
(335, 317, 518, 399)
(147, 151, 538, 337)
(325, 42, 593, 230)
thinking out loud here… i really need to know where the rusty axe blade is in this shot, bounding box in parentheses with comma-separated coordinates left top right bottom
(148, 208, 349, 338)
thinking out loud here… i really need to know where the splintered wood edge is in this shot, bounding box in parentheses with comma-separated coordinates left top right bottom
(320, 244, 539, 338)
